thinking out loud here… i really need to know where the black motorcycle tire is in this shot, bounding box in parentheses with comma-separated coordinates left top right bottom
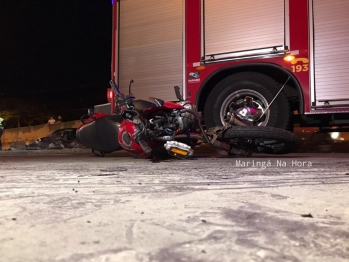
(218, 126, 299, 154)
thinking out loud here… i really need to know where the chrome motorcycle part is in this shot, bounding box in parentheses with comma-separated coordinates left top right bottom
(221, 90, 268, 126)
(153, 135, 174, 141)
(164, 141, 194, 159)
(176, 100, 194, 110)
(223, 113, 247, 126)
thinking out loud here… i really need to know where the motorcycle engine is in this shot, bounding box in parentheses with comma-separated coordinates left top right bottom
(149, 101, 195, 138)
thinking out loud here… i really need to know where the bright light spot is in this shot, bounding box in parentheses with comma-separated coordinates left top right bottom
(330, 132, 339, 139)
(284, 55, 295, 62)
(196, 66, 206, 71)
(107, 89, 114, 100)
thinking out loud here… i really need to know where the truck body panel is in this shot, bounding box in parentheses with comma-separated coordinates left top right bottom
(108, 0, 349, 128)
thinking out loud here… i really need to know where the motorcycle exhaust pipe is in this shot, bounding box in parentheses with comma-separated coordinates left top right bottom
(224, 115, 247, 126)
(153, 134, 204, 142)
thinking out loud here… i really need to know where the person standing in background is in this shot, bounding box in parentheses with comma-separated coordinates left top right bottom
(56, 115, 62, 123)
(47, 117, 56, 124)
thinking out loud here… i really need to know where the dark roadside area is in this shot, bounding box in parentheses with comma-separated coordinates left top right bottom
(2, 126, 349, 155)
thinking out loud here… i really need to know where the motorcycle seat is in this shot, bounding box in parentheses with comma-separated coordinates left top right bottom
(148, 97, 165, 106)
(133, 99, 163, 111)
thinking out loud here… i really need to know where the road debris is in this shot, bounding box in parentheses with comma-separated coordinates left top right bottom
(301, 213, 313, 218)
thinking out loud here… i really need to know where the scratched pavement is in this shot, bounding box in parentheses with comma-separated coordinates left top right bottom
(0, 150, 348, 262)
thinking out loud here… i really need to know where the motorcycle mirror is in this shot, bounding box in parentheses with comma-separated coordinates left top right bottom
(174, 86, 184, 101)
(129, 79, 134, 95)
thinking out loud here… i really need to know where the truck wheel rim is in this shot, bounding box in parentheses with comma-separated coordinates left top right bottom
(220, 89, 270, 126)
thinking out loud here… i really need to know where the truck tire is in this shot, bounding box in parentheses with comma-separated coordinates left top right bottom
(218, 126, 299, 154)
(203, 72, 292, 131)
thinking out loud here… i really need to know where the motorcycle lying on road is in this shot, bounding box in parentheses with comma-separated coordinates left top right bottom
(76, 80, 299, 159)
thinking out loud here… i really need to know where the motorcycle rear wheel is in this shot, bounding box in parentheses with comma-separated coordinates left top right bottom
(218, 126, 299, 154)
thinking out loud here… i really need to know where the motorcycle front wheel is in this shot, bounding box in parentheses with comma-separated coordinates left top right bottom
(218, 126, 299, 154)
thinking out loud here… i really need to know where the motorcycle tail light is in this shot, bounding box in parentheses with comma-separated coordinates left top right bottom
(169, 147, 189, 157)
(107, 88, 115, 103)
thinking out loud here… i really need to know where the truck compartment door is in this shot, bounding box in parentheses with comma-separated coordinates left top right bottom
(204, 0, 286, 58)
(118, 0, 183, 101)
(312, 0, 349, 107)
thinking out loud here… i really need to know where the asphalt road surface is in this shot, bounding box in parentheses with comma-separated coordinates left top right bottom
(0, 150, 349, 262)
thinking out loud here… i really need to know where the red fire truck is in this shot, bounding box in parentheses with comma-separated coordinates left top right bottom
(97, 0, 349, 132)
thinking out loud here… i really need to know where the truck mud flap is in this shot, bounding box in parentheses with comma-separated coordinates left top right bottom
(76, 115, 123, 153)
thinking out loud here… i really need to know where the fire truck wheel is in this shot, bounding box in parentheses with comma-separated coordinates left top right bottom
(203, 72, 292, 131)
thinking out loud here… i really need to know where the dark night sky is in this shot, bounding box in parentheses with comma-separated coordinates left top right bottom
(0, 0, 112, 113)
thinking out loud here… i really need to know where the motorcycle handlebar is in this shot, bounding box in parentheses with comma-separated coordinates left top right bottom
(109, 80, 121, 94)
(116, 94, 135, 104)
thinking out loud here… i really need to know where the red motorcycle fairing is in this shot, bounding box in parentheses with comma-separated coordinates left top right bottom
(118, 119, 162, 159)
(142, 101, 183, 114)
(162, 101, 184, 109)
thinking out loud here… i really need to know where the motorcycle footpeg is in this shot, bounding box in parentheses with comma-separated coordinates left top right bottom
(164, 141, 194, 159)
